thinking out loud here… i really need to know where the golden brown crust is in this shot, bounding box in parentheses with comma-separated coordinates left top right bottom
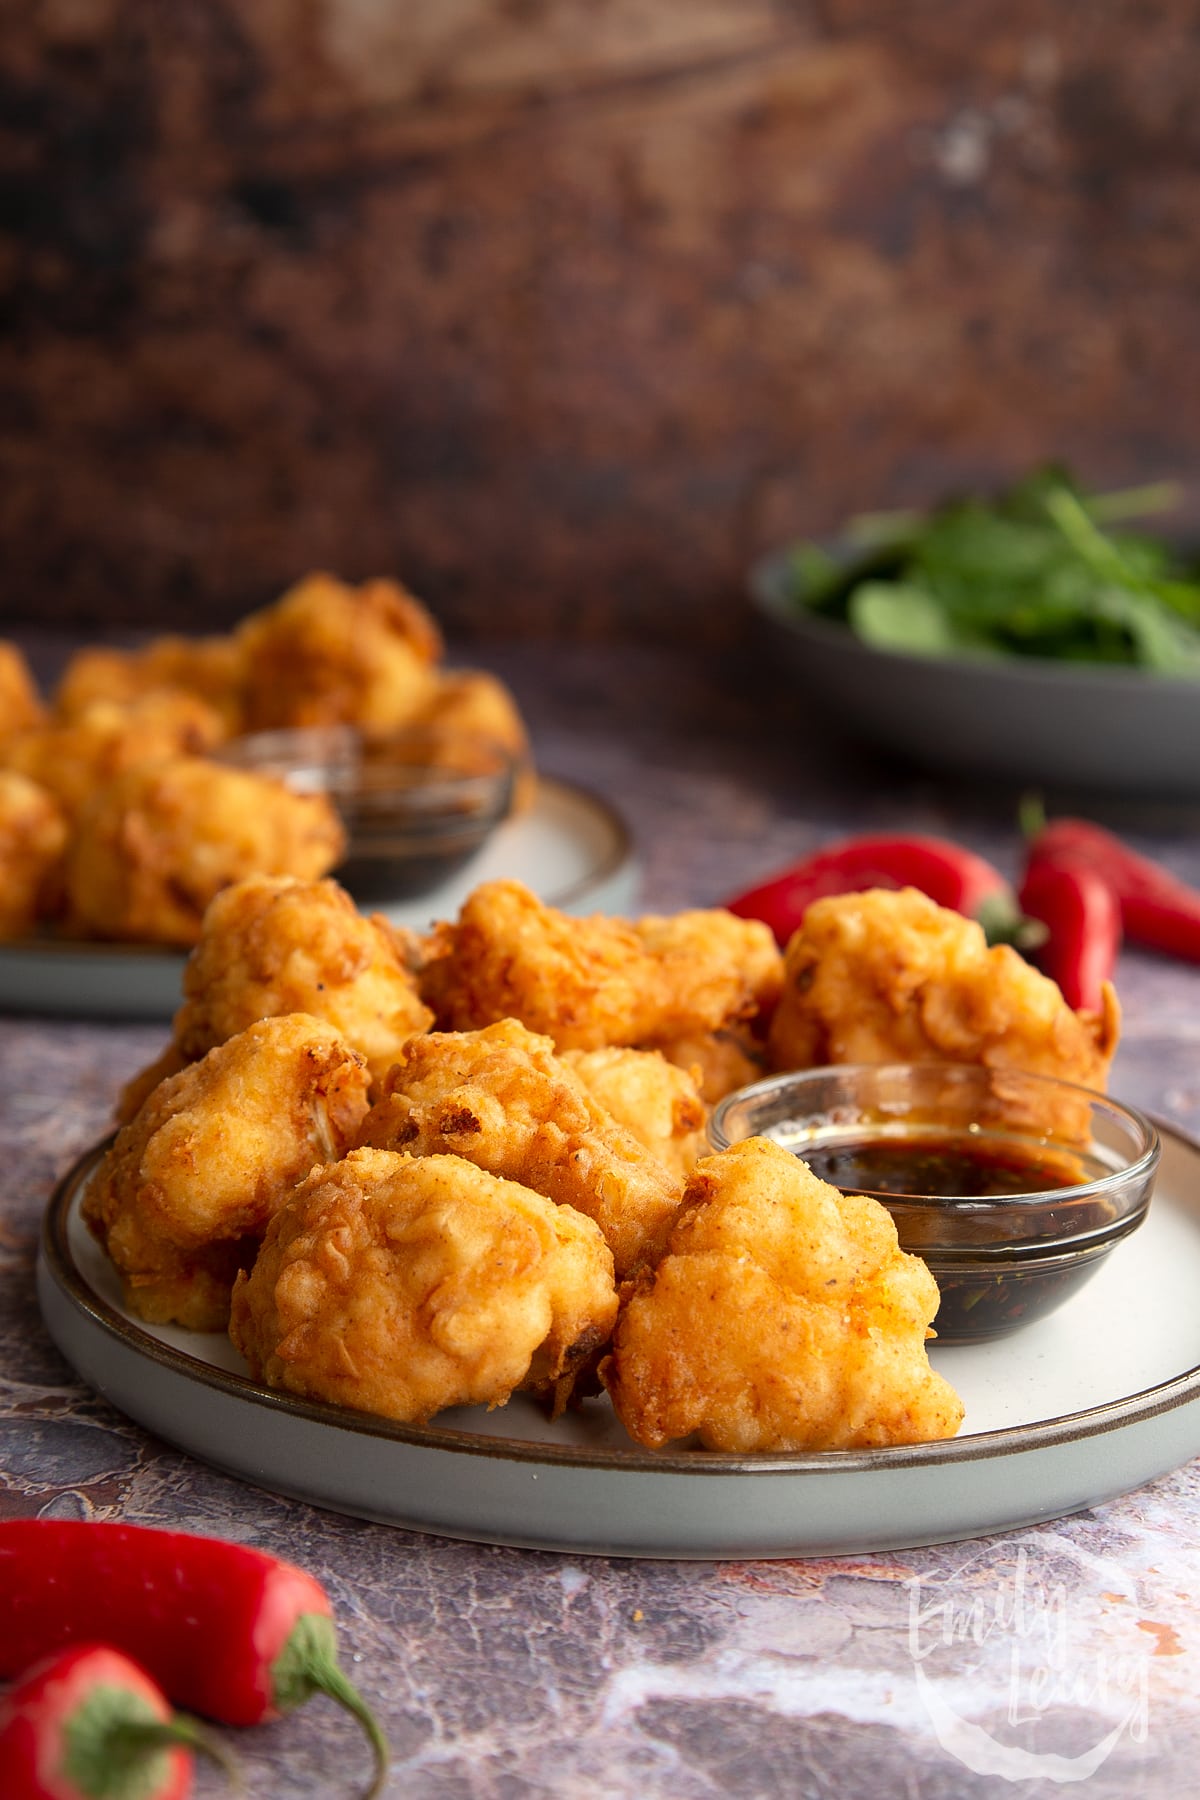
(62, 757, 346, 946)
(601, 1135, 964, 1453)
(561, 1046, 708, 1184)
(646, 1025, 769, 1105)
(767, 887, 1121, 1121)
(0, 770, 67, 939)
(54, 638, 247, 734)
(171, 875, 432, 1081)
(229, 1145, 618, 1424)
(419, 879, 783, 1054)
(236, 572, 442, 735)
(356, 1018, 686, 1277)
(2, 692, 228, 824)
(83, 1013, 372, 1329)
(0, 642, 45, 742)
(409, 668, 537, 812)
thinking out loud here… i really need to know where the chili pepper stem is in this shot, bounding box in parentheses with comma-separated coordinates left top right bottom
(974, 889, 1048, 953)
(58, 1686, 240, 1799)
(272, 1615, 390, 1800)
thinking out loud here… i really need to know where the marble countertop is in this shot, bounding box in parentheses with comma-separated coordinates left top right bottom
(4, 637, 1200, 1797)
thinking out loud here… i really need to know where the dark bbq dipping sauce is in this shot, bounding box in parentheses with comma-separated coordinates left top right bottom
(800, 1130, 1090, 1201)
(789, 1126, 1118, 1344)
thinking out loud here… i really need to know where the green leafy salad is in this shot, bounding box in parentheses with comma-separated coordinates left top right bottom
(789, 469, 1200, 678)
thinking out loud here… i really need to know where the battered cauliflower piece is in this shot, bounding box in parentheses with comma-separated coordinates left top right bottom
(0, 642, 45, 741)
(171, 876, 432, 1080)
(63, 757, 346, 946)
(561, 1047, 708, 1183)
(650, 1026, 769, 1105)
(2, 691, 228, 823)
(419, 880, 782, 1054)
(229, 1146, 618, 1424)
(115, 876, 433, 1119)
(767, 887, 1121, 1127)
(411, 668, 537, 812)
(55, 636, 247, 733)
(356, 1019, 685, 1277)
(601, 1135, 964, 1453)
(83, 1014, 372, 1330)
(0, 770, 67, 937)
(237, 572, 442, 736)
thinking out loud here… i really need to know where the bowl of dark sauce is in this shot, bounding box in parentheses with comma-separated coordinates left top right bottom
(708, 1062, 1160, 1344)
(218, 724, 516, 904)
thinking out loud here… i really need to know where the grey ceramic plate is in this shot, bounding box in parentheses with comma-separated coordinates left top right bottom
(749, 549, 1200, 796)
(0, 777, 638, 1021)
(37, 1124, 1200, 1560)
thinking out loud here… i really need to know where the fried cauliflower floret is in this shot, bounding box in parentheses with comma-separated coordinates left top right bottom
(171, 876, 431, 1079)
(651, 1026, 768, 1105)
(410, 668, 536, 812)
(55, 636, 246, 733)
(229, 1146, 618, 1424)
(356, 1019, 685, 1277)
(2, 692, 228, 823)
(0, 770, 67, 937)
(0, 642, 45, 741)
(63, 757, 346, 947)
(419, 880, 782, 1054)
(768, 887, 1120, 1129)
(561, 1047, 707, 1184)
(83, 1014, 371, 1330)
(237, 572, 442, 736)
(601, 1135, 964, 1453)
(115, 876, 433, 1121)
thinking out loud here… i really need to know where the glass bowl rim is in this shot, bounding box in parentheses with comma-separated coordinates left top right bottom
(707, 1060, 1161, 1214)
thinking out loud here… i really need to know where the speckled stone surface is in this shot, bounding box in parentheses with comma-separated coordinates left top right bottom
(4, 639, 1200, 1797)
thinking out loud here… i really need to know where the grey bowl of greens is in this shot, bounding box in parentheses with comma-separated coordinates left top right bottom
(749, 470, 1200, 796)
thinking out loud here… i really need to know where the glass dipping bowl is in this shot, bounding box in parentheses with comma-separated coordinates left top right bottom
(708, 1062, 1160, 1344)
(218, 724, 516, 904)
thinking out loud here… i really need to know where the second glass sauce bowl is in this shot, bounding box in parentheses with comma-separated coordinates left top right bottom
(708, 1062, 1160, 1344)
(218, 724, 516, 904)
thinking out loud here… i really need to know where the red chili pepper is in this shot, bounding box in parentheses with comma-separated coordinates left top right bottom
(0, 1522, 388, 1799)
(0, 1642, 234, 1800)
(1017, 855, 1122, 1012)
(1025, 815, 1200, 965)
(723, 832, 1028, 947)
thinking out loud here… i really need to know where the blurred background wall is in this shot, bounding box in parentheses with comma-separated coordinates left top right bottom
(3, 0, 1199, 644)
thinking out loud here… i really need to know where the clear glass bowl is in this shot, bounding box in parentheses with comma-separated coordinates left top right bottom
(708, 1062, 1160, 1344)
(218, 724, 516, 903)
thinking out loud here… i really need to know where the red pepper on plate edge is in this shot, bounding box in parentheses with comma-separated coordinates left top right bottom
(723, 831, 1034, 949)
(0, 1520, 389, 1799)
(0, 1642, 236, 1800)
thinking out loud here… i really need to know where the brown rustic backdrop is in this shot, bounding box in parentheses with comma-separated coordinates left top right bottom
(3, 1, 1199, 644)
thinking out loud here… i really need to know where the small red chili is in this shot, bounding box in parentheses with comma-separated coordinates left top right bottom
(723, 831, 1028, 947)
(0, 1521, 388, 1799)
(1025, 814, 1200, 965)
(0, 1642, 235, 1800)
(1017, 854, 1122, 1012)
